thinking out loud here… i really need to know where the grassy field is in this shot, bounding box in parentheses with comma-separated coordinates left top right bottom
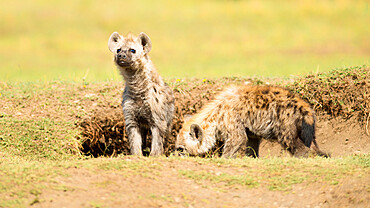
(0, 0, 369, 81)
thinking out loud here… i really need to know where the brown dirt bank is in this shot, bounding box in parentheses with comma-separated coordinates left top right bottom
(78, 66, 369, 157)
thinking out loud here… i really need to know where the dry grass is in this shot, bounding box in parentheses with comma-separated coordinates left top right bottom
(289, 65, 369, 123)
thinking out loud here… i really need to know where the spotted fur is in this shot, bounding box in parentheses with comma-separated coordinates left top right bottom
(176, 85, 329, 158)
(108, 32, 175, 156)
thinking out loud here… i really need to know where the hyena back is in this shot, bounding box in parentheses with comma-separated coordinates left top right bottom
(176, 85, 329, 158)
(108, 32, 175, 156)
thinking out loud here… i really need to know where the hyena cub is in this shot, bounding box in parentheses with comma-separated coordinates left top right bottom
(176, 85, 329, 158)
(108, 32, 175, 156)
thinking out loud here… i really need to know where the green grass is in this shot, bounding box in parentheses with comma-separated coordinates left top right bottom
(179, 169, 258, 188)
(0, 118, 81, 161)
(0, 0, 369, 81)
(178, 155, 369, 191)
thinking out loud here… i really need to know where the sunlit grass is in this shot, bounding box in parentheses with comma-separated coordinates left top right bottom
(0, 0, 368, 81)
(0, 118, 81, 161)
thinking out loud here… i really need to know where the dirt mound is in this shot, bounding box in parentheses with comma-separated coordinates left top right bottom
(288, 65, 369, 124)
(79, 107, 128, 157)
(78, 67, 369, 157)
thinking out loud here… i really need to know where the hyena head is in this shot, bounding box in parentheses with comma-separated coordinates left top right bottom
(175, 124, 204, 156)
(108, 32, 152, 69)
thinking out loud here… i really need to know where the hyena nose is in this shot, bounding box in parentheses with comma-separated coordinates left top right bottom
(176, 147, 184, 152)
(118, 54, 126, 59)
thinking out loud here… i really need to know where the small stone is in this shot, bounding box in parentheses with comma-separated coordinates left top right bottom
(353, 151, 361, 155)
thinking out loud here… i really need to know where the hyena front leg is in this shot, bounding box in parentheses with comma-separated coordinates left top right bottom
(150, 126, 164, 156)
(127, 126, 143, 156)
(222, 125, 248, 158)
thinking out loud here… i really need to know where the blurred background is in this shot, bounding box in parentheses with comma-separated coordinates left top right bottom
(0, 0, 368, 81)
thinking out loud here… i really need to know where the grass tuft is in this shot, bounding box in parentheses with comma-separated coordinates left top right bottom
(0, 118, 81, 161)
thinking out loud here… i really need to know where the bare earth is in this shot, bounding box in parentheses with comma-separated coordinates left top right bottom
(34, 118, 369, 208)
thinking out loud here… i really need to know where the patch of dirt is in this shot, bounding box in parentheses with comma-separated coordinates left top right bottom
(34, 158, 369, 208)
(259, 117, 370, 157)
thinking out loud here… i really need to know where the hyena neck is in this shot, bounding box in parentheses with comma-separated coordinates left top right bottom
(194, 135, 216, 155)
(183, 114, 218, 155)
(120, 56, 162, 96)
(197, 126, 217, 155)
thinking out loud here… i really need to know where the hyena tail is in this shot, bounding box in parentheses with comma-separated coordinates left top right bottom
(300, 118, 315, 148)
(301, 118, 331, 158)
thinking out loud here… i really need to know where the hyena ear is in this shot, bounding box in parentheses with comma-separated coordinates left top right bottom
(108, 32, 123, 52)
(138, 32, 152, 54)
(190, 124, 203, 143)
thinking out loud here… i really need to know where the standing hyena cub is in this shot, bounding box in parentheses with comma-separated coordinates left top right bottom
(176, 85, 329, 158)
(108, 32, 175, 156)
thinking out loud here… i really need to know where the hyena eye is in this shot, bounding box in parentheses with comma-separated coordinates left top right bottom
(129, 49, 136, 53)
(116, 48, 121, 53)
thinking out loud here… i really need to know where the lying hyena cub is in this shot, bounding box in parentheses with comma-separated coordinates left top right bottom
(108, 32, 175, 156)
(176, 85, 329, 158)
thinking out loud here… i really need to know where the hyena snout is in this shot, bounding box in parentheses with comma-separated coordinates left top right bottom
(117, 53, 126, 59)
(115, 53, 132, 67)
(174, 146, 188, 157)
(176, 146, 185, 153)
